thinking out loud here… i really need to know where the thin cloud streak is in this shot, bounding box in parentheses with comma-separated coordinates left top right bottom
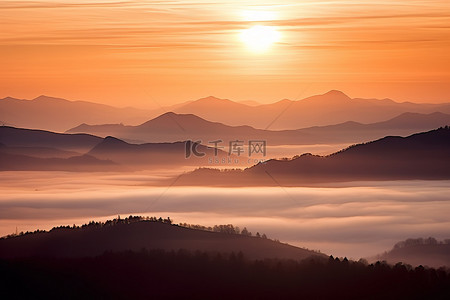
(1, 0, 449, 104)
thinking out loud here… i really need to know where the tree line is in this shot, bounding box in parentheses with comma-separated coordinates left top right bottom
(1, 249, 449, 299)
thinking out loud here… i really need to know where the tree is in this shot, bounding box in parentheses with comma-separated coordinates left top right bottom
(241, 227, 252, 236)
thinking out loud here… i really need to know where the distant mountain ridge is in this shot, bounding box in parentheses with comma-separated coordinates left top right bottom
(87, 135, 237, 168)
(173, 91, 450, 129)
(0, 126, 102, 152)
(0, 95, 151, 132)
(67, 111, 450, 146)
(0, 126, 242, 171)
(3, 91, 450, 132)
(0, 151, 117, 171)
(173, 127, 450, 186)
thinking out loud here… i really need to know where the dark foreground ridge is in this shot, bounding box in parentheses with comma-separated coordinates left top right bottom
(1, 247, 450, 299)
(1, 216, 450, 299)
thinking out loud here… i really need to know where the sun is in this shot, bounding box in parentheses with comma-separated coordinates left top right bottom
(240, 25, 281, 53)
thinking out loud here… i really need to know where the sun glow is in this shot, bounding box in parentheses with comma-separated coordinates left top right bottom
(240, 25, 281, 53)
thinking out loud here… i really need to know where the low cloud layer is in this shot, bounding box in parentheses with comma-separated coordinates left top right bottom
(1, 171, 449, 259)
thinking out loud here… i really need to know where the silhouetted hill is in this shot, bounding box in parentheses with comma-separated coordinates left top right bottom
(173, 127, 450, 186)
(374, 238, 450, 268)
(67, 111, 450, 145)
(88, 135, 237, 168)
(0, 126, 245, 171)
(68, 112, 287, 144)
(298, 112, 450, 144)
(0, 126, 102, 152)
(0, 217, 323, 261)
(0, 141, 79, 159)
(0, 95, 151, 132)
(369, 112, 450, 129)
(0, 151, 117, 171)
(301, 89, 351, 104)
(0, 127, 120, 170)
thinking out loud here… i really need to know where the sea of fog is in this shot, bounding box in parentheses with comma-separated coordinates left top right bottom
(0, 171, 449, 260)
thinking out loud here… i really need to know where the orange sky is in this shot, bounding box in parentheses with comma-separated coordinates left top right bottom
(1, 0, 449, 107)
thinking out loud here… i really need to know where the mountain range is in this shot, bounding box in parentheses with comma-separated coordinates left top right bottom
(3, 91, 450, 132)
(67, 111, 450, 146)
(0, 126, 238, 171)
(172, 91, 450, 129)
(0, 126, 102, 152)
(87, 136, 236, 168)
(2, 125, 449, 174)
(0, 95, 151, 132)
(173, 127, 450, 186)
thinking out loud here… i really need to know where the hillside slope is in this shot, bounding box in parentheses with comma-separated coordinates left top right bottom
(0, 219, 323, 261)
(173, 127, 450, 186)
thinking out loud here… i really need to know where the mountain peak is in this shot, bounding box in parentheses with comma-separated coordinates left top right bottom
(198, 96, 222, 101)
(193, 96, 240, 105)
(300, 90, 351, 104)
(1, 96, 21, 101)
(103, 135, 128, 144)
(146, 111, 205, 122)
(138, 111, 210, 130)
(97, 136, 130, 148)
(88, 136, 131, 154)
(323, 90, 350, 99)
(33, 95, 51, 100)
(158, 111, 178, 118)
(33, 95, 70, 103)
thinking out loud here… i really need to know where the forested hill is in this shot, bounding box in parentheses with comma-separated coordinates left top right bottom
(0, 216, 322, 261)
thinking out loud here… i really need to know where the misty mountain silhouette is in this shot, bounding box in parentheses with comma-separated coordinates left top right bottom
(0, 126, 102, 152)
(174, 127, 450, 186)
(0, 95, 151, 132)
(0, 219, 323, 261)
(0, 151, 116, 171)
(4, 91, 450, 132)
(68, 111, 278, 143)
(0, 145, 78, 159)
(67, 111, 450, 146)
(373, 238, 450, 268)
(0, 126, 246, 171)
(301, 89, 351, 104)
(87, 135, 240, 168)
(238, 99, 261, 106)
(299, 111, 450, 143)
(0, 126, 120, 170)
(173, 91, 450, 129)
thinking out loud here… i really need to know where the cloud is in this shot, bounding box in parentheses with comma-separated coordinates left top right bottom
(0, 1, 133, 10)
(0, 171, 449, 259)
